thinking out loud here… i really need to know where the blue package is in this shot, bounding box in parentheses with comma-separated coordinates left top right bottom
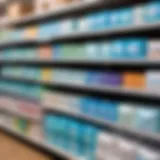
(135, 107, 160, 133)
(119, 8, 134, 27)
(86, 71, 99, 85)
(39, 22, 57, 40)
(53, 45, 61, 60)
(100, 99, 118, 121)
(111, 39, 125, 59)
(85, 42, 99, 60)
(143, 2, 160, 23)
(100, 41, 112, 60)
(87, 11, 109, 31)
(99, 99, 109, 120)
(110, 10, 120, 28)
(124, 39, 147, 59)
(80, 97, 90, 114)
(87, 97, 100, 117)
(106, 100, 118, 122)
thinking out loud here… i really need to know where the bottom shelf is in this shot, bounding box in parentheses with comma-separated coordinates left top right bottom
(0, 123, 78, 160)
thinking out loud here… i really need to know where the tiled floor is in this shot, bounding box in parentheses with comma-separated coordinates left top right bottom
(0, 131, 52, 160)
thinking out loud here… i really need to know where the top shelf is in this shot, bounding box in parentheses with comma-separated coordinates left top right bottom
(1, 0, 149, 27)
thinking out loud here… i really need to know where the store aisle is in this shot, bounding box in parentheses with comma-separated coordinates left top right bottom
(0, 132, 52, 160)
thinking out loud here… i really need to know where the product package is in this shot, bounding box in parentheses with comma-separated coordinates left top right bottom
(123, 72, 146, 89)
(118, 103, 136, 127)
(134, 106, 160, 133)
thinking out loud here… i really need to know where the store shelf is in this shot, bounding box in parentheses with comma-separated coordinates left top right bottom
(44, 107, 160, 148)
(0, 90, 39, 104)
(0, 108, 41, 121)
(0, 21, 160, 49)
(0, 39, 37, 49)
(1, 76, 160, 103)
(0, 124, 79, 160)
(0, 0, 146, 27)
(1, 59, 160, 68)
(45, 22, 160, 41)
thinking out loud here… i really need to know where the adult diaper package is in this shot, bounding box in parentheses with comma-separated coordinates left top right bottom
(97, 132, 118, 160)
(142, 1, 160, 23)
(136, 146, 160, 160)
(123, 72, 145, 89)
(87, 10, 109, 31)
(118, 103, 136, 126)
(146, 71, 160, 93)
(39, 45, 52, 60)
(117, 138, 137, 160)
(87, 71, 122, 87)
(147, 40, 160, 60)
(135, 106, 160, 133)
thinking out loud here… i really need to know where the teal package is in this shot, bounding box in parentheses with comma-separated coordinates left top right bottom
(55, 117, 67, 148)
(44, 115, 56, 144)
(66, 121, 81, 155)
(82, 125, 98, 145)
(124, 39, 147, 59)
(62, 118, 73, 151)
(82, 125, 99, 159)
(60, 118, 71, 150)
(4, 49, 10, 60)
(50, 116, 60, 146)
(143, 1, 160, 23)
(50, 116, 62, 146)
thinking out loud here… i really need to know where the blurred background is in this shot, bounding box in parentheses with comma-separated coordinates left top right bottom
(0, 0, 160, 160)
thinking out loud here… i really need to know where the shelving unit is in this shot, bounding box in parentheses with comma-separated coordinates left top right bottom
(44, 107, 160, 148)
(0, 124, 78, 160)
(0, 0, 148, 27)
(0, 108, 41, 121)
(1, 59, 160, 69)
(0, 0, 160, 160)
(0, 22, 160, 49)
(1, 75, 160, 103)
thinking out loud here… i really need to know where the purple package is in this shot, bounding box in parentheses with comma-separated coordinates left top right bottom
(98, 71, 122, 87)
(87, 71, 122, 87)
